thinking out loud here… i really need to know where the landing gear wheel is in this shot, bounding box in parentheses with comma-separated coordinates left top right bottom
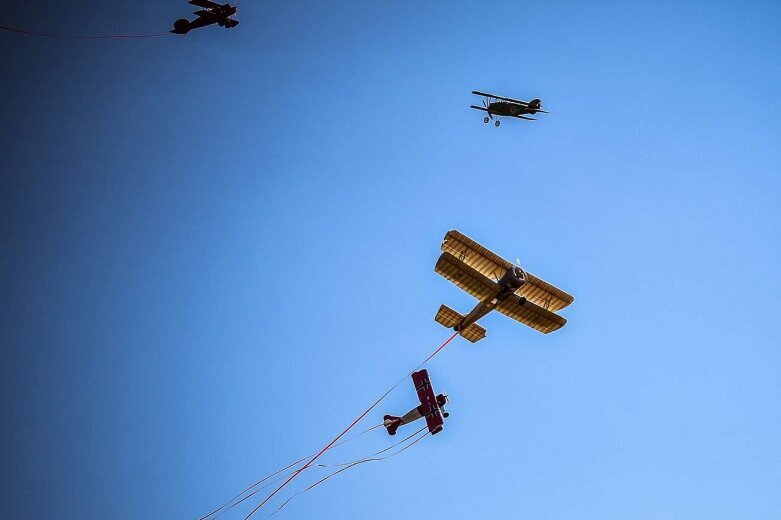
(495, 120, 501, 127)
(483, 116, 489, 124)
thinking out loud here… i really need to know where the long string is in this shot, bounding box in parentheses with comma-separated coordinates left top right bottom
(208, 468, 308, 520)
(269, 427, 431, 517)
(208, 425, 425, 520)
(0, 24, 170, 39)
(200, 424, 383, 520)
(242, 331, 460, 519)
(317, 425, 429, 468)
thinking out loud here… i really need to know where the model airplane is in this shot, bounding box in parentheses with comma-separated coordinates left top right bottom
(384, 369, 449, 436)
(470, 90, 548, 127)
(171, 0, 239, 35)
(434, 230, 573, 342)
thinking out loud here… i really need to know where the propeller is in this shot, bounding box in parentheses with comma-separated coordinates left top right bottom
(482, 98, 492, 119)
(440, 394, 450, 418)
(515, 257, 529, 281)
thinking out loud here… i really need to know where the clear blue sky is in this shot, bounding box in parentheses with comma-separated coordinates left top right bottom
(1, 1, 780, 518)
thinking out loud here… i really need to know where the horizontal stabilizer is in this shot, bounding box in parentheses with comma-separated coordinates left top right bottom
(434, 304, 486, 343)
(383, 415, 402, 436)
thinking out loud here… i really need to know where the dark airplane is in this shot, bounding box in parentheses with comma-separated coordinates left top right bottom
(171, 0, 238, 35)
(470, 90, 549, 127)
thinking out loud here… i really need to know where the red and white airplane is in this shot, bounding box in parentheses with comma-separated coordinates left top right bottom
(384, 369, 449, 436)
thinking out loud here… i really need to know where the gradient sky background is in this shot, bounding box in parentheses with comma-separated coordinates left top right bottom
(1, 1, 780, 518)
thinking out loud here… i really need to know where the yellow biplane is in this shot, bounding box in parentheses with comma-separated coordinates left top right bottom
(434, 230, 573, 342)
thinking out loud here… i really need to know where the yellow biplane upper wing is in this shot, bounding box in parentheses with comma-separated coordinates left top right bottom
(495, 295, 567, 334)
(434, 251, 497, 302)
(440, 230, 574, 312)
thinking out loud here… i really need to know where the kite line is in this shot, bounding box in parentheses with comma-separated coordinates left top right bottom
(269, 426, 431, 516)
(201, 424, 384, 520)
(315, 425, 429, 468)
(0, 24, 170, 39)
(204, 424, 426, 520)
(241, 330, 460, 519)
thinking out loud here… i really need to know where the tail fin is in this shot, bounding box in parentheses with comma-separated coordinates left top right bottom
(171, 19, 191, 34)
(383, 415, 402, 436)
(434, 304, 486, 343)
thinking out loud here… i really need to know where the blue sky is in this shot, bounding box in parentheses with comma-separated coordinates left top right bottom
(1, 1, 780, 518)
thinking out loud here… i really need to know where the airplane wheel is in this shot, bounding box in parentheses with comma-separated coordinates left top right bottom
(443, 412, 450, 418)
(495, 120, 501, 127)
(483, 117, 489, 124)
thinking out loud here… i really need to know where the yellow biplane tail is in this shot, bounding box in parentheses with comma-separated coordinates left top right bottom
(434, 304, 486, 343)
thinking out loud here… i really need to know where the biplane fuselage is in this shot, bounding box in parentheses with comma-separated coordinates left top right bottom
(457, 265, 526, 330)
(434, 230, 573, 342)
(486, 100, 542, 118)
(171, 0, 238, 34)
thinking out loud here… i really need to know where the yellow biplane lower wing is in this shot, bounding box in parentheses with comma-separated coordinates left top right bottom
(495, 295, 567, 334)
(434, 304, 486, 343)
